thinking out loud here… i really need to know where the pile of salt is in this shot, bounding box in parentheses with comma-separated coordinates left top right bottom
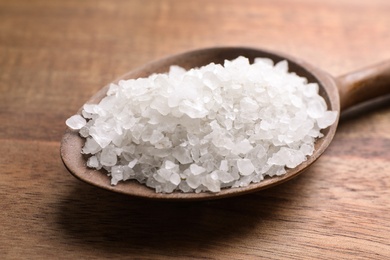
(66, 56, 337, 193)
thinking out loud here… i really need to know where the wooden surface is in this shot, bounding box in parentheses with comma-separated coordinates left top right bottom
(1, 0, 390, 259)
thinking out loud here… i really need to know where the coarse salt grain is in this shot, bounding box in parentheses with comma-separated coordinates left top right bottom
(66, 115, 86, 130)
(66, 56, 338, 193)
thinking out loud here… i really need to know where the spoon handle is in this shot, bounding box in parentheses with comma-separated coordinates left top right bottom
(337, 61, 390, 111)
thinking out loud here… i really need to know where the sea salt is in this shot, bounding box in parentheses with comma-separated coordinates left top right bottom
(66, 115, 86, 130)
(66, 56, 338, 193)
(237, 159, 255, 176)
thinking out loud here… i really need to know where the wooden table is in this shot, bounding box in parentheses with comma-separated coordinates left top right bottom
(1, 0, 390, 259)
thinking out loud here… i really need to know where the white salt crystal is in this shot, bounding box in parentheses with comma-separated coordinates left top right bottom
(178, 181, 192, 192)
(157, 168, 171, 182)
(187, 133, 199, 146)
(303, 83, 319, 97)
(190, 148, 200, 162)
(234, 139, 253, 155)
(217, 170, 235, 183)
(172, 147, 192, 164)
(67, 56, 338, 193)
(150, 98, 171, 116)
(82, 137, 102, 154)
(275, 60, 288, 73)
(154, 137, 173, 149)
(190, 164, 206, 175)
(219, 160, 229, 171)
(123, 166, 135, 180)
(78, 124, 91, 138)
(149, 130, 164, 145)
(268, 147, 305, 168)
(162, 182, 177, 193)
(289, 93, 303, 108)
(87, 156, 99, 168)
(210, 171, 219, 180)
(300, 143, 314, 156)
(128, 158, 138, 168)
(83, 103, 97, 114)
(233, 175, 254, 188)
(169, 65, 186, 78)
(170, 173, 181, 186)
(100, 146, 117, 166)
(203, 71, 221, 90)
(317, 111, 338, 128)
(89, 126, 113, 148)
(186, 174, 202, 189)
(237, 159, 255, 176)
(164, 160, 177, 170)
(202, 174, 221, 192)
(110, 166, 123, 185)
(66, 115, 86, 130)
(153, 172, 166, 183)
(254, 57, 274, 66)
(107, 83, 120, 96)
(240, 97, 259, 111)
(179, 100, 208, 119)
(307, 99, 326, 119)
(81, 110, 94, 119)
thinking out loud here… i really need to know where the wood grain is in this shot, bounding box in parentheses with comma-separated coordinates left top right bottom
(1, 0, 390, 259)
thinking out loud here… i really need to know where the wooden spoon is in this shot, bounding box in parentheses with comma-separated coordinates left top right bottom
(60, 47, 390, 201)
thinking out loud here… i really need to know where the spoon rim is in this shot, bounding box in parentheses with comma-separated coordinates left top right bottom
(60, 46, 340, 201)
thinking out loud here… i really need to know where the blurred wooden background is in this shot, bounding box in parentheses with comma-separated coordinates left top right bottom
(1, 0, 389, 259)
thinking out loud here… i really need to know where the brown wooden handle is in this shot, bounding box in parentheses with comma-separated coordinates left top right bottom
(337, 61, 390, 111)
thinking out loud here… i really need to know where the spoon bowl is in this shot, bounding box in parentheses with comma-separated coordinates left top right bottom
(60, 47, 390, 200)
